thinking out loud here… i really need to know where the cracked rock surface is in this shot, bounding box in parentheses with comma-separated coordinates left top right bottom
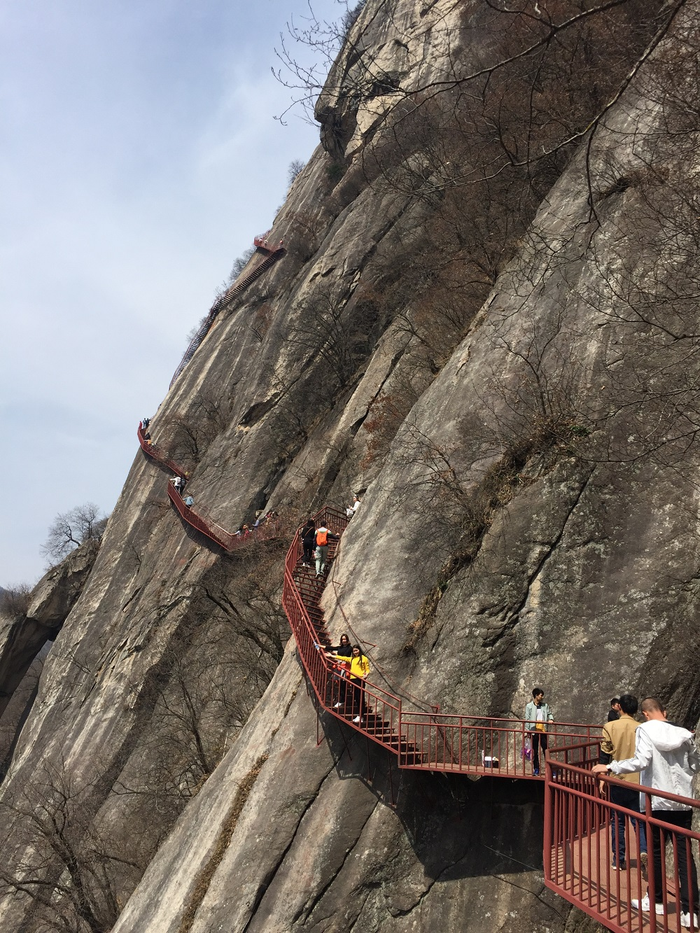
(0, 1, 698, 931)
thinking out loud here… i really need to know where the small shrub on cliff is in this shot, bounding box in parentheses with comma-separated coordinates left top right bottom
(287, 158, 305, 186)
(0, 584, 31, 621)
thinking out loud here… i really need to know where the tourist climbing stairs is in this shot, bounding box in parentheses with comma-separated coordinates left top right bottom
(283, 506, 423, 766)
(136, 415, 700, 931)
(282, 506, 602, 776)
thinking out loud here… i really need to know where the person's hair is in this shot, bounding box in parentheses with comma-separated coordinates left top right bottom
(610, 697, 620, 707)
(339, 633, 350, 643)
(532, 687, 544, 699)
(619, 694, 638, 715)
(641, 696, 665, 715)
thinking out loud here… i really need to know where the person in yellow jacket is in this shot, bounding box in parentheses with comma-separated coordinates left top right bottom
(348, 645, 370, 724)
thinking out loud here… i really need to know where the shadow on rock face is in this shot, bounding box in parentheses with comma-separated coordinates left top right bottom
(322, 711, 546, 882)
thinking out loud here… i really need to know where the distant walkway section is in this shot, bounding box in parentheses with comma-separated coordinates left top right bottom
(137, 422, 282, 552)
(170, 234, 286, 387)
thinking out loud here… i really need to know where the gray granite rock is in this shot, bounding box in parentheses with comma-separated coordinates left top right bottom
(0, 1, 696, 931)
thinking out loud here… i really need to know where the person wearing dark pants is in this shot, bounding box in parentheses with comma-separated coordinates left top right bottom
(610, 783, 647, 871)
(532, 732, 548, 776)
(593, 696, 700, 928)
(648, 809, 698, 920)
(599, 694, 647, 870)
(347, 645, 370, 724)
(300, 519, 315, 567)
(525, 688, 554, 776)
(326, 634, 353, 712)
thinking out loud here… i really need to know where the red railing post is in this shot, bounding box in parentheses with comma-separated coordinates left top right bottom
(544, 754, 554, 884)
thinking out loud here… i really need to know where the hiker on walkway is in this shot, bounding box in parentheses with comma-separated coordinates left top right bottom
(525, 688, 554, 776)
(598, 694, 647, 872)
(347, 645, 370, 724)
(314, 524, 338, 577)
(326, 633, 353, 711)
(183, 495, 194, 508)
(607, 697, 622, 722)
(346, 495, 361, 519)
(593, 697, 700, 927)
(172, 476, 183, 494)
(300, 519, 315, 568)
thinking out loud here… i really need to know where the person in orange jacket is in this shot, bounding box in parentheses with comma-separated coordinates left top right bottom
(314, 524, 338, 577)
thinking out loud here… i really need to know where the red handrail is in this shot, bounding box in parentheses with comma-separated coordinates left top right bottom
(282, 516, 700, 929)
(281, 511, 603, 778)
(137, 423, 184, 476)
(544, 740, 700, 931)
(138, 423, 285, 553)
(166, 482, 231, 550)
(282, 508, 405, 752)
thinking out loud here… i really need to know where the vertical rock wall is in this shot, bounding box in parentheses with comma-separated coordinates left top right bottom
(2, 0, 699, 931)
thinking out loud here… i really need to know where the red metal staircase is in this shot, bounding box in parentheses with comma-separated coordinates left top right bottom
(281, 507, 601, 774)
(280, 511, 700, 932)
(136, 419, 700, 930)
(137, 422, 281, 552)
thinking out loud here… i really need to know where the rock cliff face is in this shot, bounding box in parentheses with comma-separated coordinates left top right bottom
(2, 1, 700, 931)
(0, 539, 99, 718)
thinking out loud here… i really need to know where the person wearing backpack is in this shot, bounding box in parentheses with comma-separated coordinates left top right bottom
(314, 524, 338, 577)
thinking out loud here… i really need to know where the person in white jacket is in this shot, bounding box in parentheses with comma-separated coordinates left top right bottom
(593, 697, 700, 927)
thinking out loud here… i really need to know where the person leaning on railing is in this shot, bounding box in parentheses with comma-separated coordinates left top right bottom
(592, 697, 700, 928)
(525, 688, 554, 776)
(325, 634, 353, 712)
(347, 645, 370, 725)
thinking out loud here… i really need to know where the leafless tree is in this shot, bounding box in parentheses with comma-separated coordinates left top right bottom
(0, 759, 140, 933)
(273, 0, 367, 123)
(161, 390, 235, 467)
(287, 158, 306, 185)
(42, 504, 107, 564)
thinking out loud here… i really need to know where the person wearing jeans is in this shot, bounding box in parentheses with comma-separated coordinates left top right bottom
(599, 694, 647, 870)
(593, 697, 700, 928)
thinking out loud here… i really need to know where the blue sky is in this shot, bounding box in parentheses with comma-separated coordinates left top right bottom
(1, 0, 345, 587)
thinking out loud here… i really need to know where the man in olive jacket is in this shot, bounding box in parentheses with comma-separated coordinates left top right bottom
(599, 694, 647, 871)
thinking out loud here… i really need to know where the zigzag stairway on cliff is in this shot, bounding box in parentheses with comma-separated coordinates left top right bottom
(137, 425, 700, 933)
